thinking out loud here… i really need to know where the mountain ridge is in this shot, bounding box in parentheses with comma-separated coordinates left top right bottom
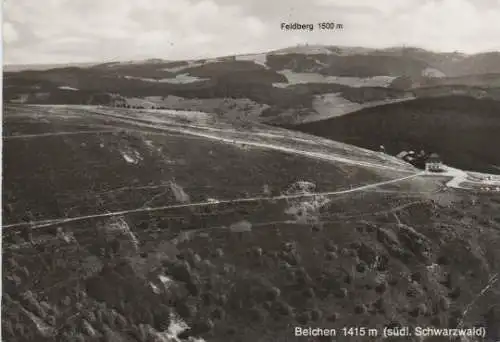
(5, 44, 500, 72)
(5, 44, 500, 126)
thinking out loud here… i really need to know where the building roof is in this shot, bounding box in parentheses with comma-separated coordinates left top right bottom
(427, 153, 441, 162)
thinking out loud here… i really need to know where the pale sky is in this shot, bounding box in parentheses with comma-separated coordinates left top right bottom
(3, 0, 500, 65)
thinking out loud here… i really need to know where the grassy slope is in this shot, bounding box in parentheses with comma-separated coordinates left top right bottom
(3, 105, 409, 225)
(3, 105, 500, 342)
(293, 96, 500, 174)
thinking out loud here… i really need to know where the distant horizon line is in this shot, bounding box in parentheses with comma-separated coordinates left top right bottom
(3, 43, 500, 69)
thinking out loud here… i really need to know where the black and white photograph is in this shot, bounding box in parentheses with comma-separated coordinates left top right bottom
(2, 0, 500, 341)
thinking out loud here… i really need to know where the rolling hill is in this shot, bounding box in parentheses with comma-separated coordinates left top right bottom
(3, 104, 500, 341)
(4, 45, 500, 126)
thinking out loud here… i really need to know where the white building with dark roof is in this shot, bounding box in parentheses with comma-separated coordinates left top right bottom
(425, 153, 443, 172)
